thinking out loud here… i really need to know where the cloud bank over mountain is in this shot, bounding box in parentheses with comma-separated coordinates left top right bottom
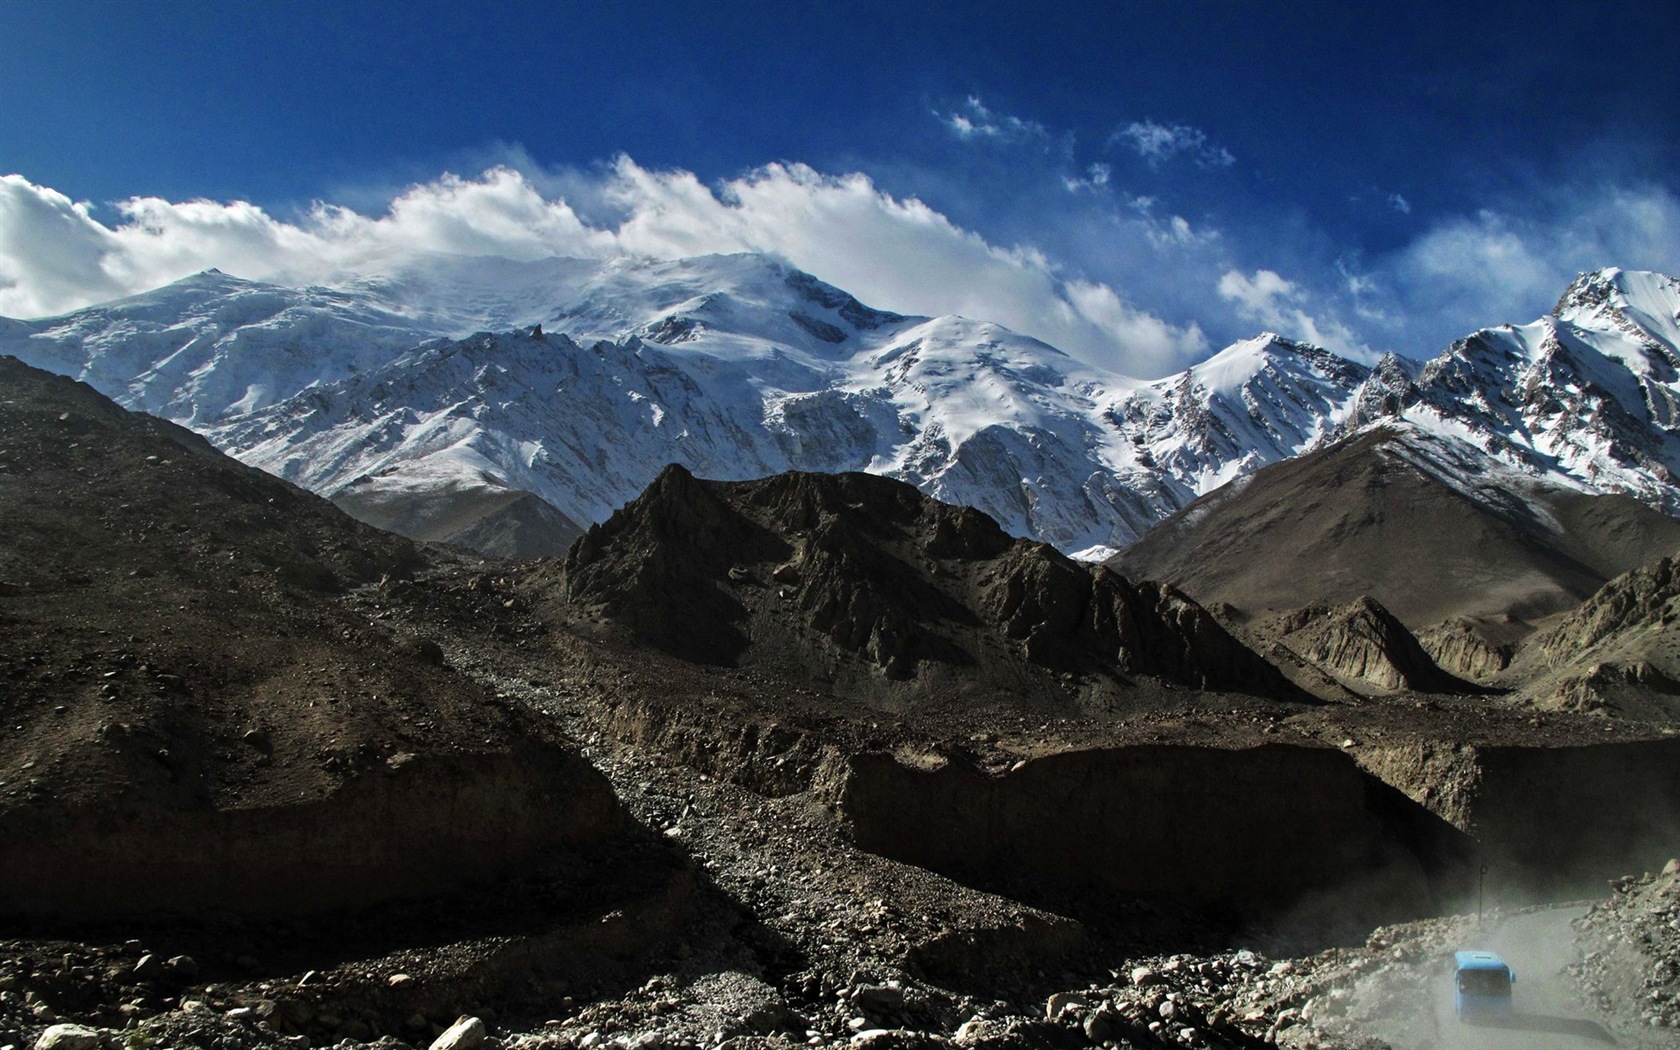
(4, 155, 1678, 379)
(0, 161, 1209, 378)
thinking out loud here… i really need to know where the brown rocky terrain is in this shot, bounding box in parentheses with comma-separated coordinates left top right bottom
(1108, 426, 1680, 636)
(551, 465, 1301, 709)
(1509, 555, 1680, 719)
(1573, 862, 1680, 1037)
(9, 356, 1680, 1050)
(1414, 617, 1521, 685)
(334, 480, 582, 561)
(0, 357, 626, 915)
(1234, 598, 1482, 699)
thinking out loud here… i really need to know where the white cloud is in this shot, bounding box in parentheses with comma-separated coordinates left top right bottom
(1217, 267, 1372, 357)
(0, 162, 1210, 377)
(1063, 163, 1112, 193)
(936, 96, 1048, 144)
(1217, 268, 1297, 322)
(1388, 192, 1412, 215)
(16, 152, 1664, 383)
(1384, 183, 1680, 338)
(1114, 120, 1235, 168)
(0, 169, 613, 318)
(1146, 214, 1210, 249)
(0, 177, 126, 316)
(1064, 280, 1208, 375)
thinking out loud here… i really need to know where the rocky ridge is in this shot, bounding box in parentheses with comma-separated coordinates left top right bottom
(1261, 598, 1479, 696)
(1510, 554, 1680, 718)
(553, 465, 1300, 705)
(1413, 617, 1518, 685)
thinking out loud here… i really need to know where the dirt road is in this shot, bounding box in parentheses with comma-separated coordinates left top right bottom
(1426, 906, 1620, 1050)
(1333, 904, 1673, 1049)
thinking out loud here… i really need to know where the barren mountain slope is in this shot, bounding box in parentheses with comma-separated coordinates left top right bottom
(1510, 554, 1680, 719)
(1251, 597, 1482, 696)
(0, 356, 624, 917)
(1110, 425, 1680, 630)
(542, 465, 1303, 712)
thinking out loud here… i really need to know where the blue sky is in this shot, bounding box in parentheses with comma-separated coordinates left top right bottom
(2, 0, 1677, 376)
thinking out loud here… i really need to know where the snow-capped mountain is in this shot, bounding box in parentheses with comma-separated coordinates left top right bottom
(0, 269, 434, 426)
(3, 256, 1678, 560)
(1352, 268, 1680, 514)
(0, 253, 1372, 557)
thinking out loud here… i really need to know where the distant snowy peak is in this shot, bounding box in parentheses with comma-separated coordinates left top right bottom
(1105, 333, 1368, 494)
(1554, 268, 1680, 357)
(1387, 268, 1680, 513)
(534, 253, 918, 360)
(6, 255, 1680, 561)
(7, 269, 434, 424)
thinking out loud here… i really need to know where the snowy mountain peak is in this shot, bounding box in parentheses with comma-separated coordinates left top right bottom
(1340, 351, 1420, 432)
(1183, 332, 1365, 393)
(6, 254, 1680, 563)
(1555, 267, 1625, 316)
(1554, 268, 1680, 358)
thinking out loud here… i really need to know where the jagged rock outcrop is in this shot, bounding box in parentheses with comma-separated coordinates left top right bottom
(1271, 596, 1480, 694)
(1512, 555, 1680, 717)
(1416, 617, 1517, 684)
(1532, 556, 1680, 659)
(556, 466, 1299, 701)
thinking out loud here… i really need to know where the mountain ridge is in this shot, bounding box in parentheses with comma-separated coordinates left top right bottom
(4, 257, 1679, 562)
(1111, 422, 1680, 612)
(546, 463, 1303, 708)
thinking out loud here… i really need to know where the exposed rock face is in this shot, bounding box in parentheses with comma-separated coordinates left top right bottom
(1513, 555, 1680, 717)
(1533, 556, 1680, 658)
(1270, 597, 1480, 694)
(1361, 738, 1680, 902)
(0, 745, 621, 916)
(0, 357, 625, 917)
(557, 466, 1299, 700)
(839, 744, 1472, 922)
(1416, 617, 1516, 685)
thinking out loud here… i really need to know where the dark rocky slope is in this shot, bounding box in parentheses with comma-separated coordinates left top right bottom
(551, 465, 1301, 707)
(0, 356, 624, 916)
(1110, 426, 1680, 632)
(1511, 553, 1680, 718)
(1258, 596, 1483, 696)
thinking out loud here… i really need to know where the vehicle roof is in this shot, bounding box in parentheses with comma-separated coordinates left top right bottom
(1454, 950, 1510, 969)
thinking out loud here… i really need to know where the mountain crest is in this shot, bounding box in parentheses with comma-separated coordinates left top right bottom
(1555, 267, 1624, 316)
(6, 254, 1680, 561)
(557, 467, 1299, 700)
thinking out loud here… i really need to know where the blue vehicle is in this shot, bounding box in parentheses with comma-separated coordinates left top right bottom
(1454, 950, 1516, 1022)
